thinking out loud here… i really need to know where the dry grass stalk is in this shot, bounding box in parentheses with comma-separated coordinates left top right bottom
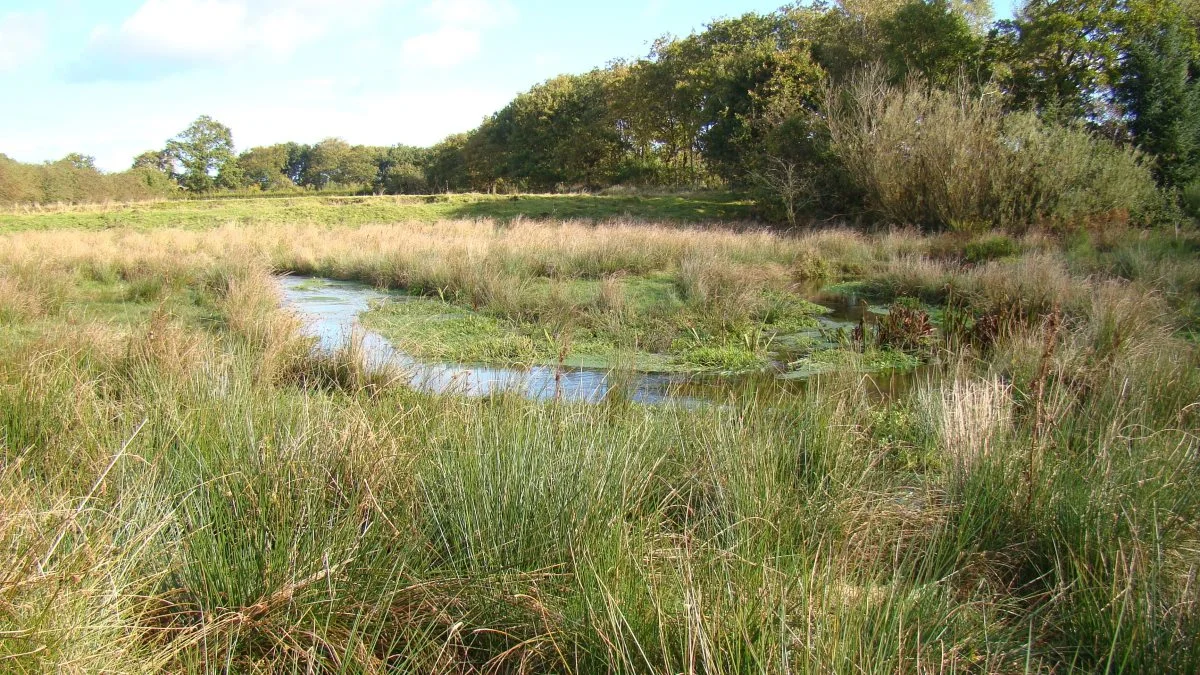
(932, 377, 1014, 478)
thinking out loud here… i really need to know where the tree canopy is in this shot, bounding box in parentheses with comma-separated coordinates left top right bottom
(4, 0, 1197, 224)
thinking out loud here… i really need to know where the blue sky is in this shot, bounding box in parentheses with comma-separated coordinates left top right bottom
(0, 0, 1017, 171)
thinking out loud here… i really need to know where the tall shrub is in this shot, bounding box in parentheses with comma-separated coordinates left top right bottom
(826, 69, 1159, 231)
(999, 112, 1161, 229)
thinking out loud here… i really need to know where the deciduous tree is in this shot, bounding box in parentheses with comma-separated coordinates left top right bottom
(237, 144, 293, 191)
(165, 115, 238, 192)
(992, 0, 1123, 122)
(882, 0, 984, 86)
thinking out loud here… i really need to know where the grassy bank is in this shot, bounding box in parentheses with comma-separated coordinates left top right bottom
(1, 217, 1198, 672)
(0, 192, 755, 232)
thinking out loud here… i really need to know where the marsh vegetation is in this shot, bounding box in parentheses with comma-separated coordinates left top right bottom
(1, 211, 1198, 672)
(3, 0, 1199, 668)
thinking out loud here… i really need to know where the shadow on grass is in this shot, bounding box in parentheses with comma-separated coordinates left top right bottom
(434, 193, 757, 224)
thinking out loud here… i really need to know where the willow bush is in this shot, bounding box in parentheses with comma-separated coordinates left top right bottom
(826, 70, 1160, 232)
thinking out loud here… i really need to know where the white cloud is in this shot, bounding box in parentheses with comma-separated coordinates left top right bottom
(402, 26, 481, 67)
(0, 11, 47, 73)
(77, 0, 384, 76)
(256, 8, 328, 58)
(107, 0, 250, 62)
(403, 0, 515, 69)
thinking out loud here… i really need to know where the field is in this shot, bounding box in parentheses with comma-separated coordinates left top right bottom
(1, 197, 1199, 672)
(0, 192, 754, 232)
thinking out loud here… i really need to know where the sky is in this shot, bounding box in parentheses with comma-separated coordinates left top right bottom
(0, 0, 1018, 172)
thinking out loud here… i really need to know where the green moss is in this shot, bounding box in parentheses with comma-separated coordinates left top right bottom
(673, 343, 769, 372)
(784, 348, 920, 378)
(55, 278, 213, 328)
(822, 280, 876, 297)
(759, 290, 825, 333)
(292, 278, 332, 292)
(558, 337, 678, 372)
(363, 299, 540, 365)
(519, 278, 602, 306)
(363, 296, 686, 371)
(772, 331, 828, 352)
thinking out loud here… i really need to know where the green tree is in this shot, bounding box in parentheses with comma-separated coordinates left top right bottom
(63, 153, 97, 171)
(794, 2, 877, 83)
(237, 144, 294, 191)
(992, 0, 1123, 122)
(375, 145, 429, 194)
(688, 12, 826, 186)
(39, 155, 105, 203)
(340, 145, 381, 189)
(614, 40, 709, 184)
(165, 116, 238, 192)
(132, 150, 175, 177)
(215, 159, 246, 190)
(425, 134, 471, 192)
(281, 143, 312, 186)
(127, 165, 177, 196)
(300, 139, 381, 190)
(881, 0, 984, 86)
(793, 0, 906, 82)
(302, 138, 349, 189)
(472, 71, 627, 191)
(1, 152, 176, 204)
(745, 95, 826, 225)
(1115, 1, 1200, 186)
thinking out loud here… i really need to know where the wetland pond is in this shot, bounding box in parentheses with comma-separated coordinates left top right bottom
(277, 275, 929, 405)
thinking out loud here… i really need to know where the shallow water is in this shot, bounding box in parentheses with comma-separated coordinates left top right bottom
(801, 281, 883, 329)
(278, 276, 699, 404)
(277, 276, 926, 405)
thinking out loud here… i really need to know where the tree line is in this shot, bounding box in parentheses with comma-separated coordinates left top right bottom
(128, 119, 432, 196)
(4, 0, 1197, 229)
(420, 0, 1197, 229)
(0, 152, 176, 206)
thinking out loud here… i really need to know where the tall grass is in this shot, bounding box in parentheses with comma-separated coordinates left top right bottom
(0, 218, 1197, 671)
